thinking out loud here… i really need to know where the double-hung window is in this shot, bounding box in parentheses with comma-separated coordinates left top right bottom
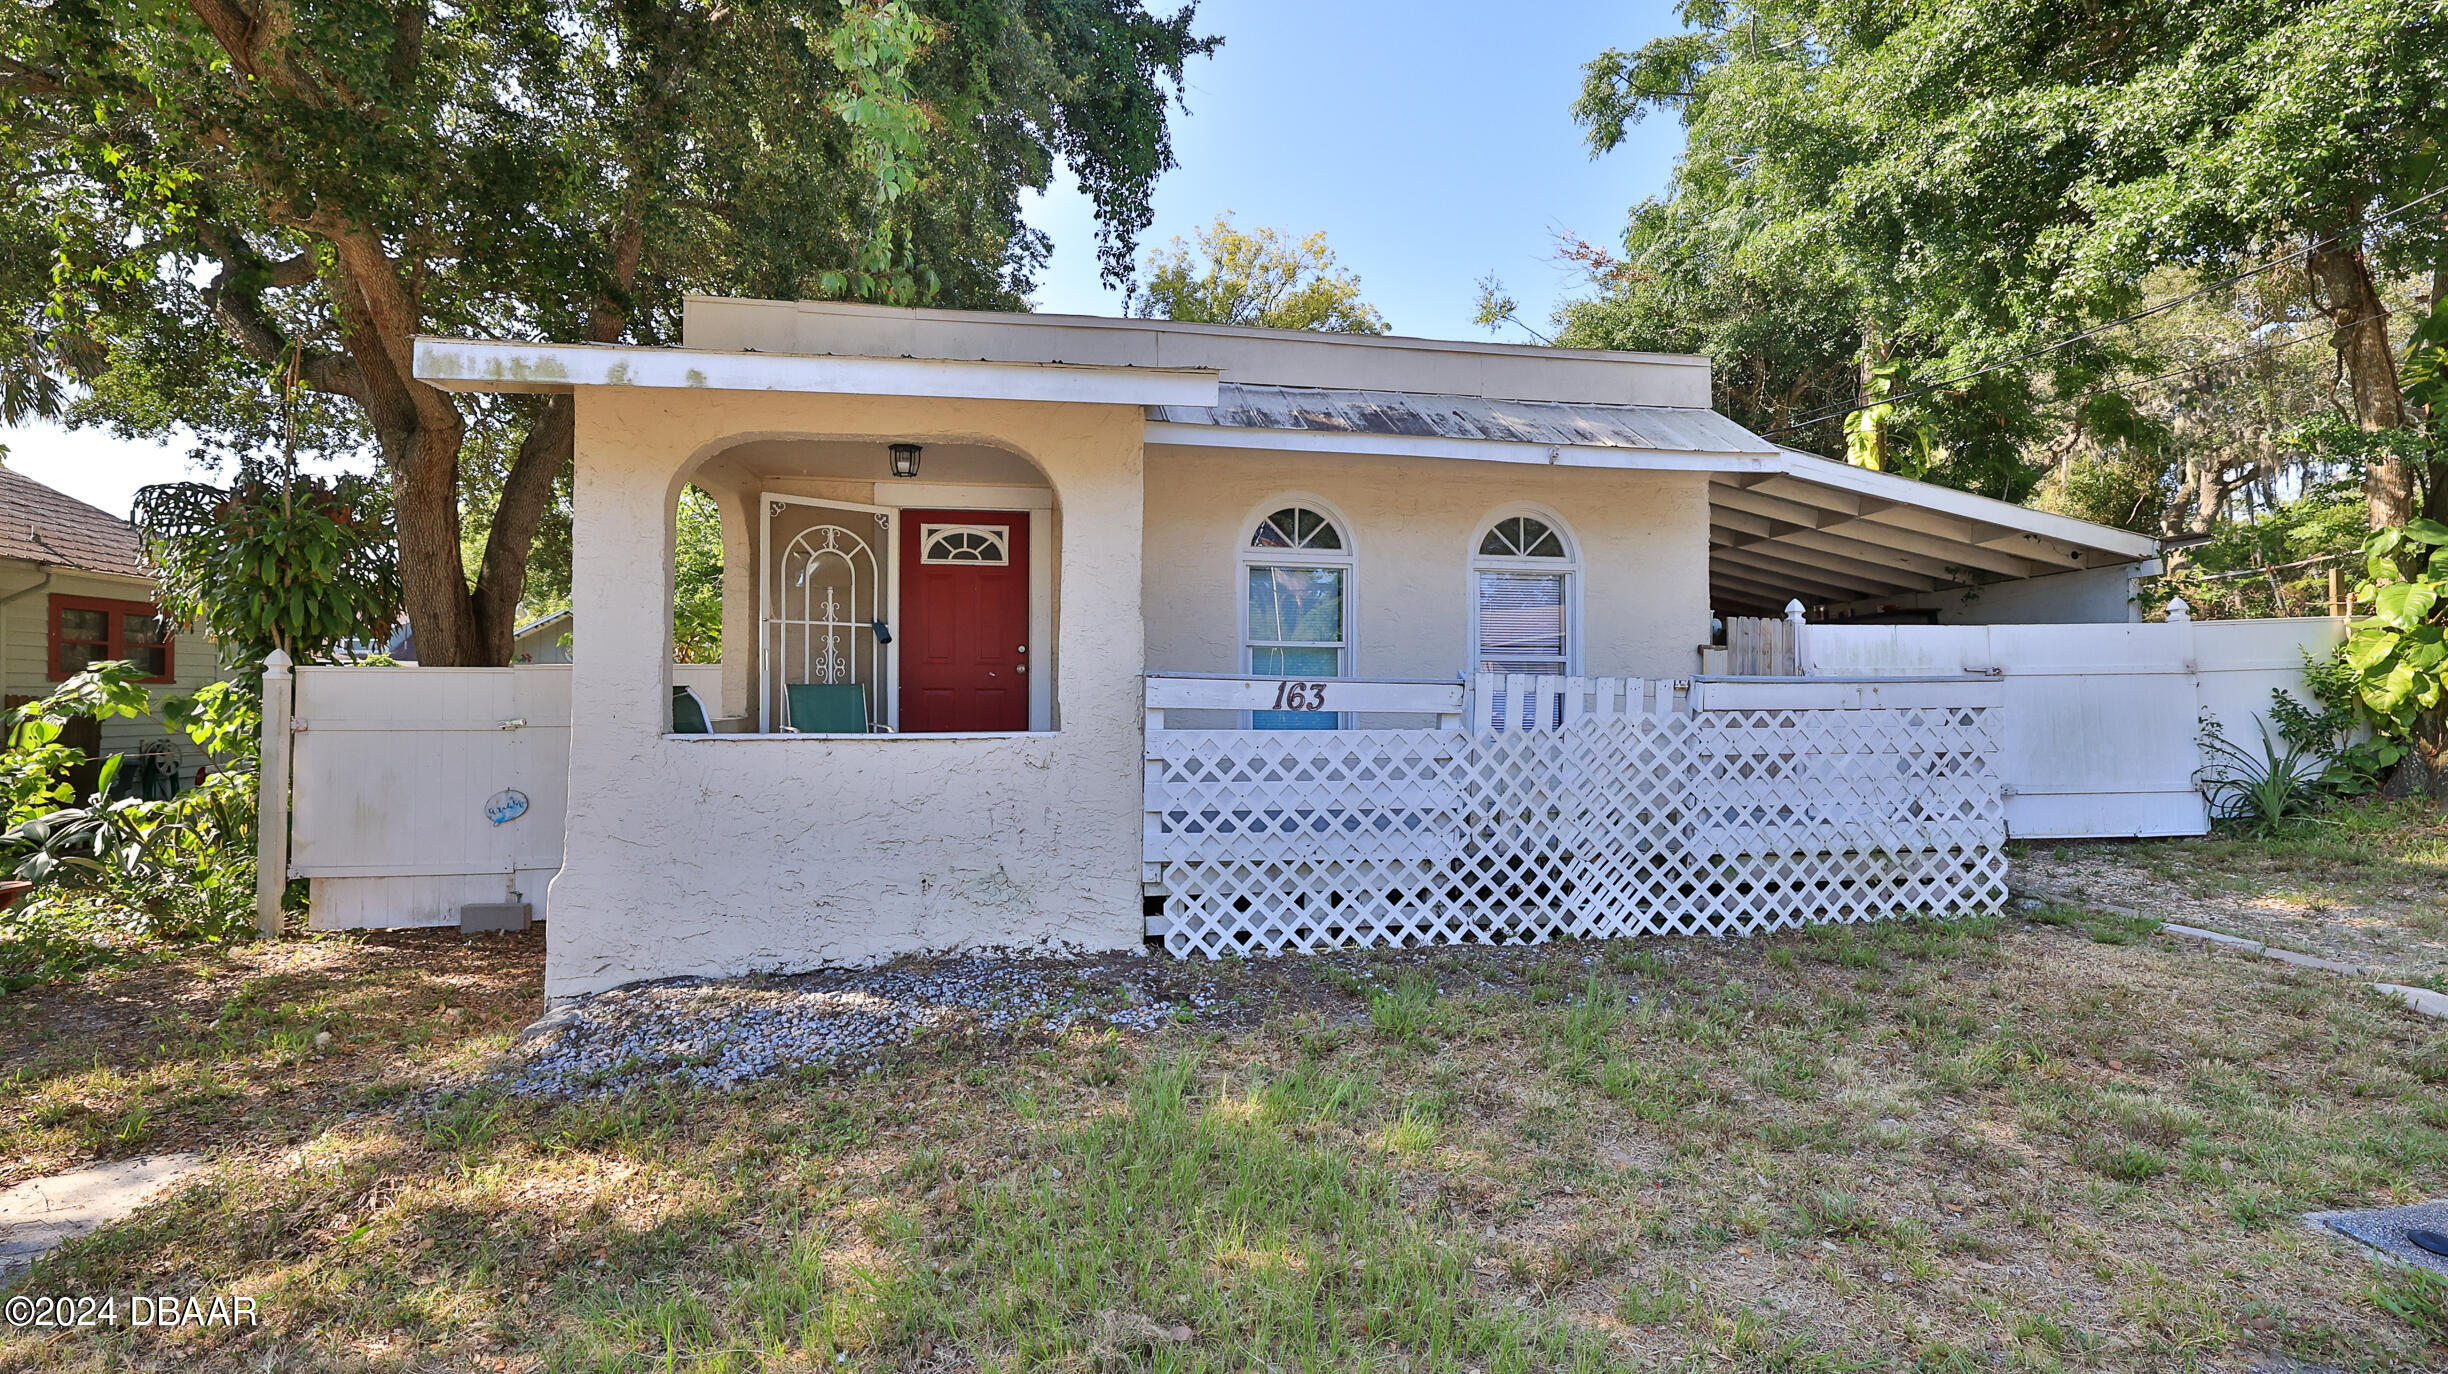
(1242, 504, 1350, 729)
(1471, 513, 1576, 726)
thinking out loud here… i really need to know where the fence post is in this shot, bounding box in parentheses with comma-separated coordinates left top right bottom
(255, 649, 293, 938)
(1784, 600, 1808, 675)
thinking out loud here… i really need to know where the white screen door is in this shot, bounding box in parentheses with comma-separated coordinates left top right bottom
(762, 496, 894, 732)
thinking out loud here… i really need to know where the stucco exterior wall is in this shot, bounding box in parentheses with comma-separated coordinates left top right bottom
(1142, 448, 1714, 684)
(548, 390, 1148, 999)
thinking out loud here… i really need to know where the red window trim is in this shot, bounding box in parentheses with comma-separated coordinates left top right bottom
(47, 593, 175, 684)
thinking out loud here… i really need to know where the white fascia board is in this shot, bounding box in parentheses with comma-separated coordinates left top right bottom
(1144, 420, 1779, 474)
(412, 337, 1219, 408)
(1768, 448, 2160, 559)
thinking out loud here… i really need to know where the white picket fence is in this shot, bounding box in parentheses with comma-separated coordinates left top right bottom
(1143, 673, 2007, 958)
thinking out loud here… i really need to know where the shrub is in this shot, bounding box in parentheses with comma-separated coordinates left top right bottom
(2, 662, 152, 827)
(2269, 654, 2401, 798)
(2, 670, 261, 985)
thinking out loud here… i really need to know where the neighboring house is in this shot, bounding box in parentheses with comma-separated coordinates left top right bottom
(0, 460, 219, 792)
(380, 298, 2178, 998)
(369, 612, 570, 665)
(513, 610, 572, 664)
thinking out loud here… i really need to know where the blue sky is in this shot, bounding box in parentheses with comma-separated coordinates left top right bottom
(0, 0, 1688, 516)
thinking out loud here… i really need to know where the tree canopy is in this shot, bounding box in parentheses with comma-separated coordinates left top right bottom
(3, 0, 1216, 664)
(1129, 213, 1387, 334)
(1565, 0, 2448, 517)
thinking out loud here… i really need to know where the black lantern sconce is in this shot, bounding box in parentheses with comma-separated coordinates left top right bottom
(888, 443, 922, 479)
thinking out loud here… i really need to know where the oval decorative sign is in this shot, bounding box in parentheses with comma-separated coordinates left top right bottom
(485, 789, 530, 826)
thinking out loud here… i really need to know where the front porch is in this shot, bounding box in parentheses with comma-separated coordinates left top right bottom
(1142, 672, 2008, 957)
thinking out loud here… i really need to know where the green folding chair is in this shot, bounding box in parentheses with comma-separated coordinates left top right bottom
(671, 685, 713, 734)
(787, 681, 890, 733)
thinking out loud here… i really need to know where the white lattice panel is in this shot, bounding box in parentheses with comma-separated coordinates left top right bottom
(1147, 676, 2005, 957)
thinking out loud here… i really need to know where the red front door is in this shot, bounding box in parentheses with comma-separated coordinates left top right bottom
(898, 509, 1030, 732)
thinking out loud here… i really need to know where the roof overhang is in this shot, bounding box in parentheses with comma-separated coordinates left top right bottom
(1704, 449, 2160, 613)
(1147, 381, 1780, 471)
(411, 337, 1219, 408)
(1147, 397, 2157, 607)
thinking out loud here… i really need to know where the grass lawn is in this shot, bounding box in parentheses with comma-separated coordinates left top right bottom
(2, 902, 2445, 1369)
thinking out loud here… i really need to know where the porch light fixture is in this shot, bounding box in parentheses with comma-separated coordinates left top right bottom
(888, 443, 922, 478)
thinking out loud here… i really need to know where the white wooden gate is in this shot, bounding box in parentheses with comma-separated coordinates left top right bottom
(287, 664, 721, 928)
(1144, 674, 2006, 958)
(1800, 617, 2345, 838)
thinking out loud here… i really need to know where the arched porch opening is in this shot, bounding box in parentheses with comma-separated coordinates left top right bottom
(672, 434, 1059, 735)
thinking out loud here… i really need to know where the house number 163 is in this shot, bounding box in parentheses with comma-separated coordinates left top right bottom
(1269, 680, 1329, 711)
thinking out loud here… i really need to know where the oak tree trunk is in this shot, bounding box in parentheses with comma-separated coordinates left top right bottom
(2305, 235, 2411, 528)
(470, 396, 577, 664)
(2379, 707, 2448, 803)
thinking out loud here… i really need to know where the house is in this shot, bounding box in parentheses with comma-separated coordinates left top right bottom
(401, 299, 2166, 998)
(513, 609, 572, 664)
(1, 460, 219, 793)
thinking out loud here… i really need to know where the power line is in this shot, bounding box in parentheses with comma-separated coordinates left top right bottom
(1759, 181, 2448, 438)
(2044, 310, 2387, 409)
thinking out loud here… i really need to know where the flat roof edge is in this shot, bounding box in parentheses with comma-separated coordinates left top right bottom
(411, 337, 1219, 407)
(681, 294, 1714, 370)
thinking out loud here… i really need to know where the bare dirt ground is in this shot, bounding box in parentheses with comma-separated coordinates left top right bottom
(2014, 802, 2448, 988)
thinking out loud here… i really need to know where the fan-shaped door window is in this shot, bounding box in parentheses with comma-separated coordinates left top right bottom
(920, 524, 1010, 565)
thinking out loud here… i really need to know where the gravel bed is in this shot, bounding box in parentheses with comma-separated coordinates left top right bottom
(503, 957, 1236, 1096)
(496, 943, 1645, 1098)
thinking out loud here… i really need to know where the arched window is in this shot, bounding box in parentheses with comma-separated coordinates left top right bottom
(1470, 510, 1576, 681)
(1241, 501, 1352, 729)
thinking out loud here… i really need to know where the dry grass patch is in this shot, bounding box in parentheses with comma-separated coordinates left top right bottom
(0, 928, 542, 1189)
(2, 915, 2444, 1371)
(2018, 798, 2448, 984)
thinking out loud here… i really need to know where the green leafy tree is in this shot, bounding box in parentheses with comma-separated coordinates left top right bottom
(3, 664, 153, 827)
(672, 486, 725, 663)
(2343, 518, 2448, 798)
(1130, 214, 1387, 334)
(2028, 269, 2376, 538)
(133, 471, 402, 668)
(5, 667, 262, 945)
(3, 0, 1216, 665)
(1570, 0, 2448, 516)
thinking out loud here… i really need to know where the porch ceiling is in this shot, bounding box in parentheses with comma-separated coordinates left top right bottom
(1706, 450, 2160, 615)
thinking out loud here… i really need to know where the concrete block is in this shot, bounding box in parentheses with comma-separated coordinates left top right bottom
(2308, 1198, 2448, 1276)
(2160, 923, 2264, 951)
(2259, 947, 2368, 976)
(459, 902, 532, 933)
(2372, 983, 2448, 1020)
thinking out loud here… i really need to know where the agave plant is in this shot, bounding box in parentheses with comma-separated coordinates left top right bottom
(2197, 715, 2332, 837)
